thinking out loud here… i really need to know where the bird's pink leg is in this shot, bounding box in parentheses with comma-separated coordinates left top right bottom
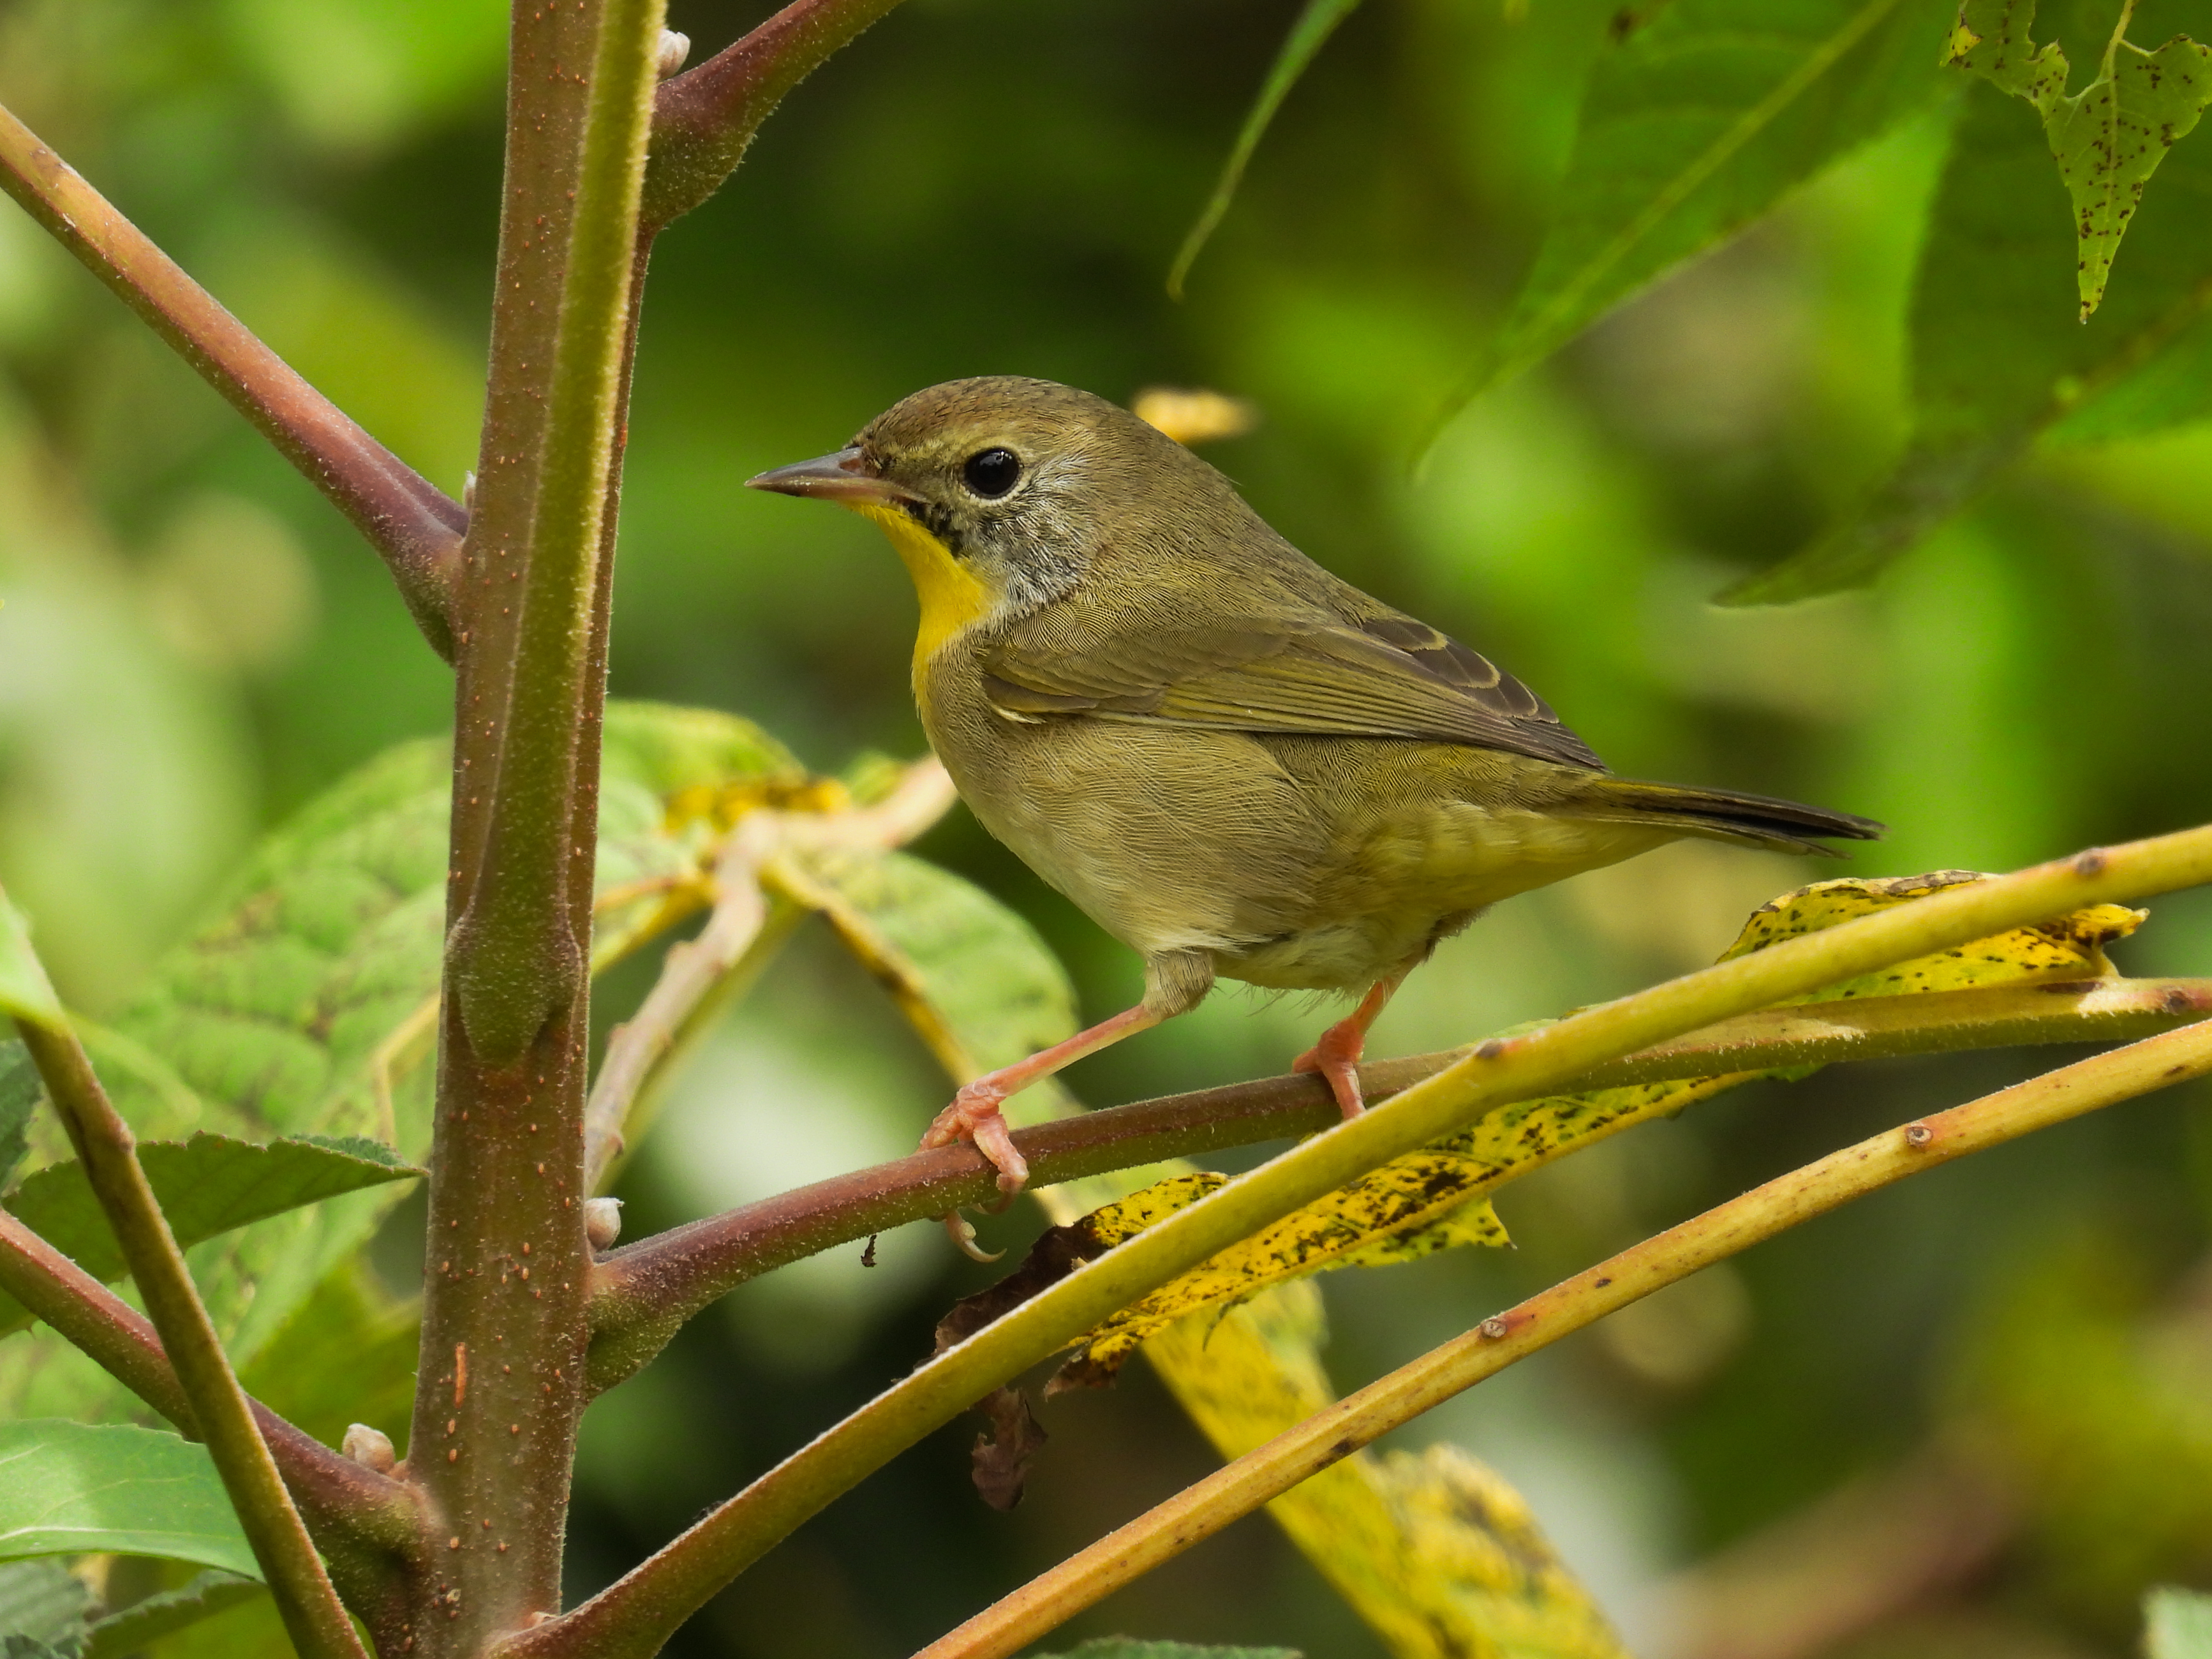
(923, 1002, 1164, 1196)
(1292, 970, 1410, 1119)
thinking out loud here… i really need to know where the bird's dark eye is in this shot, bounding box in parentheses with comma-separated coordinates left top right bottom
(961, 447, 1021, 498)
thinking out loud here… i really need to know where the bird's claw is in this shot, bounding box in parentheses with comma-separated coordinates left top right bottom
(924, 1081, 1030, 1258)
(1292, 1038, 1367, 1120)
(942, 1209, 1004, 1263)
(922, 1081, 1030, 1194)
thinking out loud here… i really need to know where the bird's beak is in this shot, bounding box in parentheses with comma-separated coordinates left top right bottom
(745, 446, 920, 506)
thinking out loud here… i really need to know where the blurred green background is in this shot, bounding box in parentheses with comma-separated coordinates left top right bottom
(4, 0, 2212, 1654)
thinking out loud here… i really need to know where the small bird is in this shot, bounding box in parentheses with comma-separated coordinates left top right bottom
(750, 377, 1880, 1201)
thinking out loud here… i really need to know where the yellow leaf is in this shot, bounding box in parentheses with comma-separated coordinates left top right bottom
(1718, 870, 2143, 996)
(1147, 1283, 1626, 1659)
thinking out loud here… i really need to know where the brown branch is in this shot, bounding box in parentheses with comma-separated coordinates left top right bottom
(0, 103, 464, 662)
(581, 976, 2212, 1393)
(642, 0, 914, 229)
(912, 1018, 2212, 1659)
(0, 1210, 426, 1600)
(12, 1017, 369, 1659)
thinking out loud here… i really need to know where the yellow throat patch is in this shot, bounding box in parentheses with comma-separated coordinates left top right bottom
(852, 503, 995, 677)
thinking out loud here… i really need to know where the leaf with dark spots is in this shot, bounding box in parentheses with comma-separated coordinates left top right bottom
(932, 1174, 1226, 1359)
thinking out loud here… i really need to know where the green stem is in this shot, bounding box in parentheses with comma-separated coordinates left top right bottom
(583, 975, 2212, 1392)
(917, 1016, 2212, 1659)
(11, 1015, 370, 1659)
(0, 103, 464, 660)
(411, 0, 664, 1648)
(498, 826, 2212, 1659)
(451, 0, 667, 1071)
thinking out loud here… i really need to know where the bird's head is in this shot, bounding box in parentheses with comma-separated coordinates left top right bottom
(748, 376, 1219, 629)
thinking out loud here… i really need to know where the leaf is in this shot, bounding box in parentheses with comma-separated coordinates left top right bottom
(1451, 0, 1953, 417)
(80, 1571, 263, 1659)
(1722, 71, 2212, 604)
(1166, 0, 1363, 301)
(1040, 873, 2145, 1387)
(2148, 1587, 2212, 1659)
(235, 1262, 419, 1457)
(969, 1385, 1046, 1512)
(0, 1559, 89, 1651)
(0, 1133, 421, 1337)
(0, 702, 810, 1423)
(776, 842, 1085, 1122)
(1035, 1643, 1302, 1659)
(0, 1045, 38, 1193)
(1145, 1285, 1624, 1659)
(0, 1422, 256, 1579)
(1718, 869, 2144, 993)
(1944, 0, 2212, 319)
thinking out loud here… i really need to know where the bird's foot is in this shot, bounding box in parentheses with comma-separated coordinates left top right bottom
(922, 1080, 1031, 1194)
(924, 1082, 1030, 1262)
(1292, 1023, 1368, 1120)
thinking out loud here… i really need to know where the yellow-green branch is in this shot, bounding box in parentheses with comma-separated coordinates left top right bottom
(913, 1018, 2212, 1659)
(6, 960, 371, 1659)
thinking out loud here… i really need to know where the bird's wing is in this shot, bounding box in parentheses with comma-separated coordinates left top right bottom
(980, 611, 1605, 770)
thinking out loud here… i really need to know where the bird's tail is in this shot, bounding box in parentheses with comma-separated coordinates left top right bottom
(1575, 777, 1883, 858)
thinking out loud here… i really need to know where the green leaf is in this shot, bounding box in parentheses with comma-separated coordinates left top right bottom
(0, 1559, 89, 1651)
(81, 1570, 263, 1659)
(1722, 74, 2212, 604)
(782, 844, 1082, 1113)
(1448, 0, 1952, 419)
(237, 1262, 418, 1457)
(0, 1133, 422, 1337)
(1944, 0, 2211, 319)
(1166, 0, 1362, 301)
(0, 1422, 257, 1580)
(0, 701, 808, 1422)
(1034, 1643, 1302, 1659)
(0, 1045, 38, 1193)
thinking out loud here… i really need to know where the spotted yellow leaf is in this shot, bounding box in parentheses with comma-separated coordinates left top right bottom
(1145, 1283, 1626, 1659)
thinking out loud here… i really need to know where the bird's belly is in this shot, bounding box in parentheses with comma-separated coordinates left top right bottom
(1215, 800, 1674, 992)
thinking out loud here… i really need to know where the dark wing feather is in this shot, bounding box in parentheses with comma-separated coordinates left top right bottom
(982, 612, 1603, 770)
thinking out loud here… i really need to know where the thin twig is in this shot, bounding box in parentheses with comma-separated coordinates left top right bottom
(11, 1013, 371, 1659)
(581, 757, 956, 1189)
(643, 0, 915, 228)
(907, 1020, 2212, 1659)
(581, 974, 2211, 1388)
(496, 827, 2212, 1659)
(0, 104, 464, 660)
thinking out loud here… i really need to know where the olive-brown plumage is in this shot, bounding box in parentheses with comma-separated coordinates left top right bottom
(751, 376, 1879, 1205)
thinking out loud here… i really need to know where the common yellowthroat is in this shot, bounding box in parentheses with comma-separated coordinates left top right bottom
(751, 377, 1880, 1196)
